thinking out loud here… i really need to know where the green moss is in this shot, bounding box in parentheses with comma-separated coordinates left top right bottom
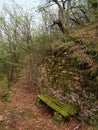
(53, 47, 67, 57)
(52, 42, 74, 57)
(94, 111, 98, 122)
(62, 84, 70, 96)
(93, 56, 98, 64)
(65, 57, 78, 70)
(88, 96, 96, 103)
(77, 62, 90, 70)
(45, 51, 78, 91)
(0, 92, 9, 102)
(86, 50, 98, 64)
(0, 87, 10, 102)
(86, 50, 97, 56)
(88, 68, 98, 80)
(63, 72, 74, 80)
(19, 110, 25, 117)
(73, 89, 82, 95)
(82, 68, 98, 95)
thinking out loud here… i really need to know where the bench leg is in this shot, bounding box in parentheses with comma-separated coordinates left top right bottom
(53, 112, 63, 126)
(36, 97, 46, 107)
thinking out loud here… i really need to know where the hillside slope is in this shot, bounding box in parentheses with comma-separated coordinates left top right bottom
(0, 22, 98, 130)
(39, 23, 98, 126)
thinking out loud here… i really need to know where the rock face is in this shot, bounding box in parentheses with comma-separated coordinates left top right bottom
(39, 41, 98, 124)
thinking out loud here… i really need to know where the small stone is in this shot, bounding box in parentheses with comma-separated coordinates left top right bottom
(0, 115, 3, 122)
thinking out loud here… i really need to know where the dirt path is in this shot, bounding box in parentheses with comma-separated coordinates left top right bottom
(0, 65, 89, 130)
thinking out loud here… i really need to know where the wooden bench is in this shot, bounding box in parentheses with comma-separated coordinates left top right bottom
(36, 94, 78, 125)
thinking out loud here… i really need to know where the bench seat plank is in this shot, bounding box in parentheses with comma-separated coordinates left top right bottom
(38, 94, 77, 118)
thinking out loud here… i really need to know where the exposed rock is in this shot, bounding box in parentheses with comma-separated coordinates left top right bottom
(39, 41, 98, 124)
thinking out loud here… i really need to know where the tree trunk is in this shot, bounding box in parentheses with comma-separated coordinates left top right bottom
(51, 19, 65, 33)
(67, 0, 71, 28)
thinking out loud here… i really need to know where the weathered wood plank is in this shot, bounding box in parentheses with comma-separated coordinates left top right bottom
(38, 94, 78, 118)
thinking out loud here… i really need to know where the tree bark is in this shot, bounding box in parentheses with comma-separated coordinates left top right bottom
(51, 19, 65, 33)
(67, 0, 71, 28)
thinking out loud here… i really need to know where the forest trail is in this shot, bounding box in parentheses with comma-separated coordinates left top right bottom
(0, 62, 89, 130)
